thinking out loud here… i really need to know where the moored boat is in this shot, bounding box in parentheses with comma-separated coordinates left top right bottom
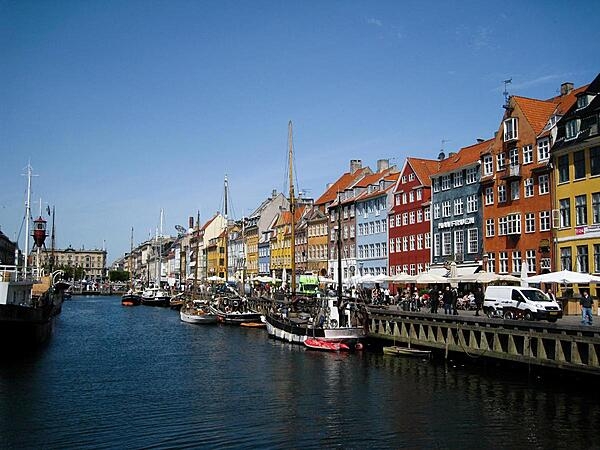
(121, 290, 142, 306)
(180, 300, 217, 324)
(210, 296, 262, 325)
(382, 345, 432, 357)
(141, 287, 171, 307)
(304, 338, 350, 352)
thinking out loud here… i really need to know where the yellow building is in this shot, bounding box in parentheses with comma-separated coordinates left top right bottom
(552, 75, 600, 298)
(206, 230, 227, 279)
(245, 224, 259, 278)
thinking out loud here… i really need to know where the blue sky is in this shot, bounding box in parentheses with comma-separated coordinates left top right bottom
(1, 0, 599, 263)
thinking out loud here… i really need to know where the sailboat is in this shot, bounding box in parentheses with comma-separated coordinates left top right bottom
(209, 176, 262, 325)
(141, 210, 171, 307)
(122, 227, 141, 306)
(263, 122, 367, 347)
(0, 164, 69, 350)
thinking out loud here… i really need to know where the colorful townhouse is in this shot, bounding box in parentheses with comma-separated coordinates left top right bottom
(355, 171, 399, 277)
(328, 161, 396, 282)
(270, 205, 307, 280)
(480, 84, 582, 275)
(304, 206, 328, 276)
(258, 216, 277, 275)
(430, 140, 490, 275)
(388, 157, 437, 277)
(552, 73, 600, 294)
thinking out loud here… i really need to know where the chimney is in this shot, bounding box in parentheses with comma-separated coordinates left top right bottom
(376, 159, 389, 173)
(561, 82, 574, 96)
(350, 159, 362, 173)
(188, 216, 194, 229)
(476, 138, 485, 143)
(438, 151, 445, 161)
(272, 189, 277, 199)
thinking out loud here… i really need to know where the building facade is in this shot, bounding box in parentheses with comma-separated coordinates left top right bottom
(40, 246, 107, 281)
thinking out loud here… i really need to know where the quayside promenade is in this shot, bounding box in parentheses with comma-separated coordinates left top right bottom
(368, 306, 600, 375)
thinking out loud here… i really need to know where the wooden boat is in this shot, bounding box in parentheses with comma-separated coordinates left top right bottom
(210, 297, 262, 325)
(180, 301, 217, 324)
(383, 345, 432, 357)
(141, 287, 170, 307)
(121, 291, 142, 306)
(240, 321, 266, 328)
(169, 294, 185, 310)
(304, 338, 350, 352)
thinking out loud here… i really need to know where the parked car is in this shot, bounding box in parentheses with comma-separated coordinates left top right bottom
(483, 286, 563, 322)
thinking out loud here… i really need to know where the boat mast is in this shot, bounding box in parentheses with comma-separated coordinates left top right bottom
(288, 120, 296, 297)
(224, 175, 229, 283)
(193, 211, 200, 299)
(50, 206, 56, 272)
(129, 227, 134, 291)
(23, 164, 33, 274)
(337, 192, 342, 302)
(158, 209, 164, 287)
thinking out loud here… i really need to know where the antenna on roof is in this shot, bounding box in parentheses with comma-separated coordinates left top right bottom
(438, 139, 449, 161)
(503, 78, 512, 108)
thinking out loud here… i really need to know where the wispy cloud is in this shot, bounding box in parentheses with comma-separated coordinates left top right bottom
(366, 17, 383, 27)
(509, 74, 563, 91)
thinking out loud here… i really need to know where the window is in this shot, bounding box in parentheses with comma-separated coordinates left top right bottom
(558, 154, 570, 183)
(559, 198, 571, 228)
(416, 189, 422, 201)
(575, 195, 588, 226)
(401, 175, 406, 184)
(560, 247, 572, 271)
(424, 207, 430, 221)
(402, 193, 407, 204)
(454, 230, 464, 256)
(409, 191, 414, 203)
(523, 145, 533, 164)
(504, 117, 518, 141)
(425, 232, 431, 249)
(441, 175, 451, 190)
(417, 210, 423, 223)
(417, 234, 423, 250)
(594, 244, 600, 273)
(577, 95, 589, 109)
(442, 201, 451, 218)
(593, 193, 600, 224)
(381, 219, 387, 232)
(402, 236, 408, 252)
(395, 237, 401, 253)
(434, 234, 440, 257)
(566, 119, 580, 139)
(498, 185, 506, 203)
(538, 174, 549, 195)
(487, 252, 496, 273)
(486, 218, 495, 237)
(483, 155, 493, 175)
(389, 239, 395, 253)
(467, 229, 478, 254)
(577, 245, 589, 273)
(442, 232, 452, 256)
(466, 167, 477, 184)
(409, 211, 415, 224)
(485, 187, 494, 205)
(453, 198, 464, 216)
(524, 178, 534, 197)
(395, 194, 401, 206)
(511, 181, 520, 200)
(537, 138, 550, 161)
(591, 147, 600, 176)
(453, 171, 463, 187)
(402, 212, 408, 225)
(409, 173, 415, 181)
(498, 216, 508, 236)
(507, 214, 521, 235)
(409, 235, 415, 251)
(540, 211, 551, 231)
(512, 251, 522, 274)
(509, 147, 519, 166)
(525, 213, 535, 233)
(574, 150, 586, 179)
(496, 153, 506, 171)
(466, 194, 478, 213)
(499, 252, 508, 273)
(434, 203, 440, 219)
(526, 249, 536, 273)
(433, 178, 440, 192)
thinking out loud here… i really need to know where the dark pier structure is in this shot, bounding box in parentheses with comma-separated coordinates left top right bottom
(368, 307, 600, 375)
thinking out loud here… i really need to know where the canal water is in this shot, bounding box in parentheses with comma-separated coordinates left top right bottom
(1, 295, 598, 449)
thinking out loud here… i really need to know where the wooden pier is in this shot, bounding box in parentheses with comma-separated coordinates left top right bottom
(368, 307, 600, 375)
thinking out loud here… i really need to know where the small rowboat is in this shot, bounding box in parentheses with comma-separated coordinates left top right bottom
(383, 345, 431, 357)
(304, 338, 350, 352)
(240, 322, 266, 328)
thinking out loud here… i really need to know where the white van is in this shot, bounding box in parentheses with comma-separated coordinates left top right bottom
(483, 286, 563, 322)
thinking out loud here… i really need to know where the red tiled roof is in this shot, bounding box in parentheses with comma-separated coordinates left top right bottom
(315, 168, 371, 205)
(437, 139, 492, 174)
(407, 157, 439, 186)
(513, 96, 559, 136)
(275, 205, 307, 227)
(547, 84, 589, 115)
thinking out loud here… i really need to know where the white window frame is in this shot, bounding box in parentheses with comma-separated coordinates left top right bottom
(503, 117, 518, 141)
(486, 218, 495, 237)
(524, 178, 534, 198)
(522, 145, 533, 164)
(538, 174, 549, 195)
(537, 138, 550, 161)
(467, 229, 478, 254)
(483, 155, 493, 176)
(466, 194, 478, 213)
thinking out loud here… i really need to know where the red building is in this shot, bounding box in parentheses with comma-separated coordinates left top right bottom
(388, 157, 438, 282)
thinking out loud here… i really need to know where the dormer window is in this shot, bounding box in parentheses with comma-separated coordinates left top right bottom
(503, 117, 518, 142)
(566, 119, 580, 140)
(577, 95, 589, 109)
(408, 173, 415, 182)
(401, 176, 406, 184)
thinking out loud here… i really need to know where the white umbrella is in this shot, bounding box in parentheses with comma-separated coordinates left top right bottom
(525, 270, 600, 284)
(413, 272, 449, 285)
(520, 260, 529, 287)
(281, 268, 287, 289)
(318, 276, 336, 284)
(207, 275, 224, 282)
(373, 273, 394, 283)
(391, 272, 415, 283)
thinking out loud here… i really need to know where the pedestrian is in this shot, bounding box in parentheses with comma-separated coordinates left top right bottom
(474, 286, 484, 316)
(429, 286, 438, 314)
(451, 287, 459, 315)
(580, 290, 593, 326)
(443, 286, 453, 315)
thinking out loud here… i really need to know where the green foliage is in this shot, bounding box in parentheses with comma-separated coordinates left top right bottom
(109, 270, 130, 282)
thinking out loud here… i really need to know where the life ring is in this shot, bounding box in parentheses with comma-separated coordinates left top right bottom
(330, 319, 338, 328)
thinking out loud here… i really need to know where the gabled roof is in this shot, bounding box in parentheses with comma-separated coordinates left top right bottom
(274, 205, 307, 228)
(547, 83, 590, 115)
(406, 157, 439, 186)
(435, 138, 493, 175)
(355, 176, 398, 202)
(200, 213, 219, 232)
(513, 96, 559, 136)
(315, 167, 371, 205)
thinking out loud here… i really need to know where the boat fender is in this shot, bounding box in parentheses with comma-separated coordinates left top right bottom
(330, 319, 338, 328)
(233, 301, 239, 307)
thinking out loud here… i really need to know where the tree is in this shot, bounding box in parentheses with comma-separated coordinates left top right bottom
(109, 270, 130, 282)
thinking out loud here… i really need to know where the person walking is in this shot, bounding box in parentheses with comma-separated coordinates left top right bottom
(443, 286, 453, 315)
(429, 286, 439, 314)
(580, 290, 593, 326)
(451, 287, 459, 315)
(474, 286, 484, 316)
